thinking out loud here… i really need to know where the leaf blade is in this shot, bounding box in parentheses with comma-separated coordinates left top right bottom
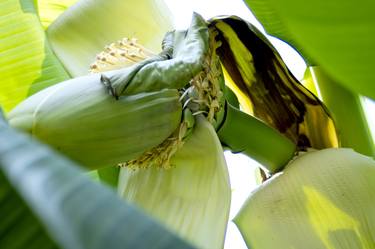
(244, 0, 375, 99)
(0, 0, 70, 112)
(36, 0, 78, 29)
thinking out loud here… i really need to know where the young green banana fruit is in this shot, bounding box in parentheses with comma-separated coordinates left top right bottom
(8, 75, 181, 169)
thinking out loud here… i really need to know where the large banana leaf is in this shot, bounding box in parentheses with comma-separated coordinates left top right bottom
(36, 0, 78, 29)
(0, 0, 69, 112)
(0, 109, 195, 249)
(243, 0, 375, 99)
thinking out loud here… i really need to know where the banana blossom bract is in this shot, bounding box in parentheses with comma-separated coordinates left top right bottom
(235, 148, 375, 249)
(118, 116, 231, 249)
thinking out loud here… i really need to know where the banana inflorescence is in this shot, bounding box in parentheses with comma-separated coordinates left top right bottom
(7, 11, 373, 249)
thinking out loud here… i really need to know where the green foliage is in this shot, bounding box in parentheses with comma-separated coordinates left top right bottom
(244, 0, 375, 99)
(0, 0, 69, 112)
(36, 0, 78, 28)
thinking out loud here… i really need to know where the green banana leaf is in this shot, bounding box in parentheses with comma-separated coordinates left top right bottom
(243, 0, 375, 99)
(0, 0, 69, 113)
(36, 0, 78, 29)
(0, 109, 195, 249)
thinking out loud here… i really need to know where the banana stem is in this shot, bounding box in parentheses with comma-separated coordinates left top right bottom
(310, 66, 375, 157)
(97, 167, 120, 188)
(217, 103, 296, 173)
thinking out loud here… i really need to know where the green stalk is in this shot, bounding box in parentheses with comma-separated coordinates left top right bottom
(97, 167, 120, 188)
(217, 103, 296, 173)
(310, 66, 375, 157)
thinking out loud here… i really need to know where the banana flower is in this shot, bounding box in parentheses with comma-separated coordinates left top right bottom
(3, 3, 233, 248)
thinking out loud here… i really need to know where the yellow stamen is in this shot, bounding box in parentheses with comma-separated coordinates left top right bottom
(89, 37, 156, 73)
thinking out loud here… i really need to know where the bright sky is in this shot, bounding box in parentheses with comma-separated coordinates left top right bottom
(162, 1, 375, 248)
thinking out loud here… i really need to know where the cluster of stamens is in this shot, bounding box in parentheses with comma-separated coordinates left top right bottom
(119, 125, 186, 170)
(180, 32, 224, 126)
(90, 38, 155, 73)
(190, 61, 223, 123)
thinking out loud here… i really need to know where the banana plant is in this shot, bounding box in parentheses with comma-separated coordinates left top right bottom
(1, 0, 375, 249)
